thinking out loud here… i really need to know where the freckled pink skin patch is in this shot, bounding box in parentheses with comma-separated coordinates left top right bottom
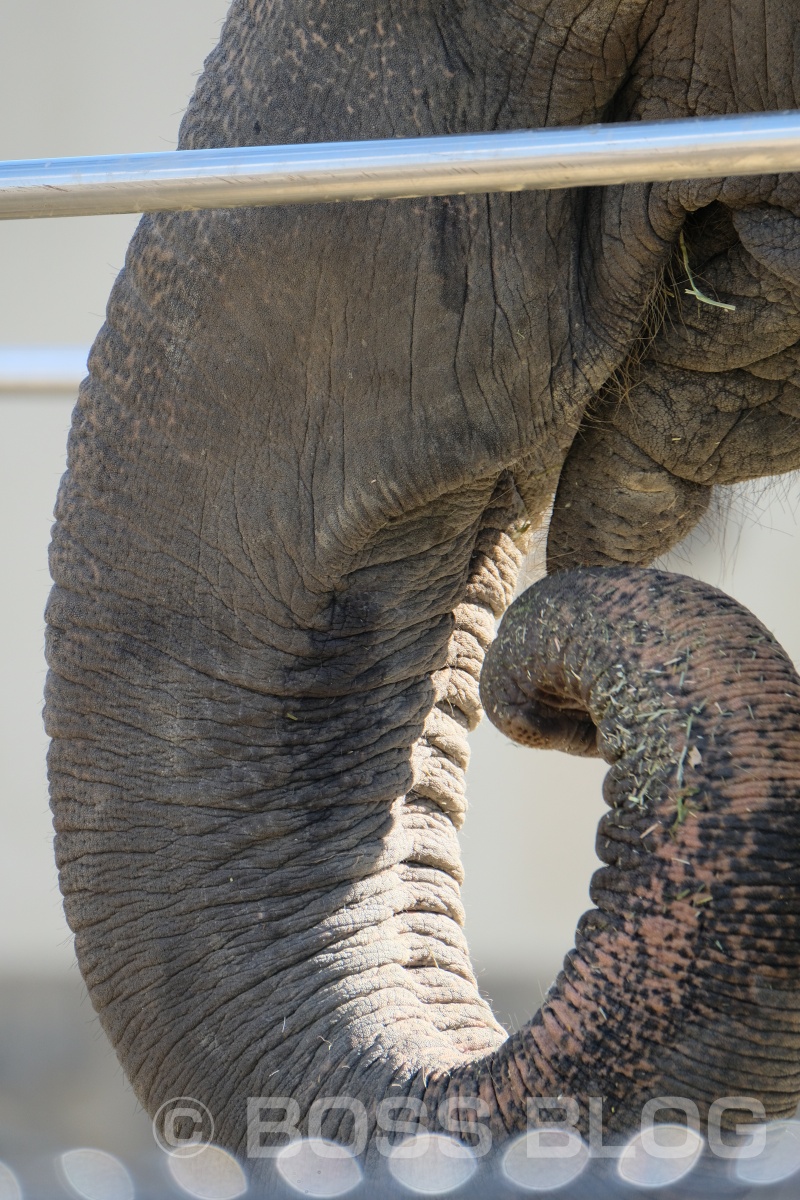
(425, 567, 800, 1142)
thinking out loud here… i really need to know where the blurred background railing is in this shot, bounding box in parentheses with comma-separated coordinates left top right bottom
(6, 1121, 800, 1198)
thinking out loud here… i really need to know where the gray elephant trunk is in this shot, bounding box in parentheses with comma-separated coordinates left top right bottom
(46, 397, 526, 1153)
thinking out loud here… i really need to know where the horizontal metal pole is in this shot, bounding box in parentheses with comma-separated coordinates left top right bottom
(1, 112, 800, 219)
(0, 346, 87, 392)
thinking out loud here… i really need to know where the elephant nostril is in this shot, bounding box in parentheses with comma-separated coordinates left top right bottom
(480, 670, 599, 757)
(500, 705, 598, 756)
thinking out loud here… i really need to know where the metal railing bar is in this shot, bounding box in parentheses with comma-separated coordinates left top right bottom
(1, 112, 799, 219)
(0, 346, 87, 392)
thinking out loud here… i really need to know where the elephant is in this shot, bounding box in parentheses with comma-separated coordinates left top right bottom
(44, 0, 800, 1171)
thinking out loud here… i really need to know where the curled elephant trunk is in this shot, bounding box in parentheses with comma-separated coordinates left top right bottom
(48, 530, 800, 1163)
(459, 566, 800, 1138)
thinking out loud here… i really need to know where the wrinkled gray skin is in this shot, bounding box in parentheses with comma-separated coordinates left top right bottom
(46, 0, 800, 1168)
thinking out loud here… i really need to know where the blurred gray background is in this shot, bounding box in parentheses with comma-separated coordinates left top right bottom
(1, 0, 800, 1177)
